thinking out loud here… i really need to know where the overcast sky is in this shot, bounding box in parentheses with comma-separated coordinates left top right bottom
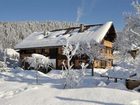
(0, 0, 136, 31)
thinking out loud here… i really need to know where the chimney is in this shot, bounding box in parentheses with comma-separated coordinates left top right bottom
(79, 24, 85, 32)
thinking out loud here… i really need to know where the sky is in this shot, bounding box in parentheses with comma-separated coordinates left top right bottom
(0, 0, 137, 31)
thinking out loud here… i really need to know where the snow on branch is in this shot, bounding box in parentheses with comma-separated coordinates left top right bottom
(78, 40, 103, 62)
(61, 39, 103, 88)
(132, 0, 140, 14)
(130, 28, 140, 36)
(61, 40, 92, 88)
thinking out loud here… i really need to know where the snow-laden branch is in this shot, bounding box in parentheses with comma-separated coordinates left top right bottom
(132, 0, 140, 14)
(62, 40, 83, 88)
(114, 0, 140, 78)
(130, 28, 140, 36)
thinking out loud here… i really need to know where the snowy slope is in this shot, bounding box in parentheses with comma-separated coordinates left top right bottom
(0, 68, 140, 105)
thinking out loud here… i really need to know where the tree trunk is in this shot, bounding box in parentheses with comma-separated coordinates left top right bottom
(4, 49, 7, 67)
(36, 69, 38, 84)
(92, 62, 94, 76)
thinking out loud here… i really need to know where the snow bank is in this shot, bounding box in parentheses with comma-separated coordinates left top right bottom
(0, 69, 140, 105)
(136, 69, 140, 78)
(133, 85, 140, 92)
(131, 68, 140, 80)
(0, 61, 6, 68)
(5, 48, 19, 60)
(0, 61, 11, 72)
(0, 68, 46, 82)
(104, 66, 135, 78)
(98, 81, 107, 87)
(107, 83, 127, 90)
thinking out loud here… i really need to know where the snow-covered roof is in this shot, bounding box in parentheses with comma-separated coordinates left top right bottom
(15, 21, 113, 49)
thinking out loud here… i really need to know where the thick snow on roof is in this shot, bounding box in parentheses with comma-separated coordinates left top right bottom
(15, 21, 113, 49)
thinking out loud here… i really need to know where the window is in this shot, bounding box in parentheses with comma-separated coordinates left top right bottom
(101, 49, 104, 53)
(58, 47, 63, 54)
(44, 48, 49, 53)
(24, 49, 35, 53)
(101, 60, 106, 68)
(36, 49, 42, 54)
(105, 47, 107, 54)
(49, 48, 57, 59)
(104, 47, 112, 55)
(108, 48, 112, 55)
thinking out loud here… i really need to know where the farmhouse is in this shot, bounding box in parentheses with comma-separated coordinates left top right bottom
(15, 21, 116, 69)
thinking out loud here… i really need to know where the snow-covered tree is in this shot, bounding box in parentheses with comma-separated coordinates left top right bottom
(5, 48, 19, 60)
(7, 48, 19, 65)
(125, 1, 140, 48)
(62, 41, 81, 88)
(114, 0, 140, 78)
(114, 0, 140, 61)
(113, 32, 132, 62)
(0, 48, 19, 72)
(62, 39, 102, 88)
(78, 40, 102, 76)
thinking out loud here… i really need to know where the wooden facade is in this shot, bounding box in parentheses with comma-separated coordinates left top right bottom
(94, 40, 113, 69)
(19, 40, 114, 69)
(18, 23, 116, 70)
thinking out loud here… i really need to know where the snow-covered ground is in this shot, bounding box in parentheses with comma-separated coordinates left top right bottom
(0, 68, 140, 105)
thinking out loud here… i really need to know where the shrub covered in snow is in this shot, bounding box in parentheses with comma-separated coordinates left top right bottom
(26, 54, 52, 72)
(25, 54, 52, 84)
(0, 61, 10, 72)
(62, 63, 88, 88)
(98, 81, 107, 87)
(107, 83, 127, 90)
(5, 48, 19, 60)
(0, 48, 19, 70)
(104, 66, 135, 79)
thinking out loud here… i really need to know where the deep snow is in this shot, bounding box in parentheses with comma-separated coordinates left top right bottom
(0, 68, 140, 105)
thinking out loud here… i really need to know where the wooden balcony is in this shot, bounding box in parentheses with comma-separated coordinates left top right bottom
(101, 53, 113, 59)
(103, 40, 112, 48)
(105, 54, 113, 59)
